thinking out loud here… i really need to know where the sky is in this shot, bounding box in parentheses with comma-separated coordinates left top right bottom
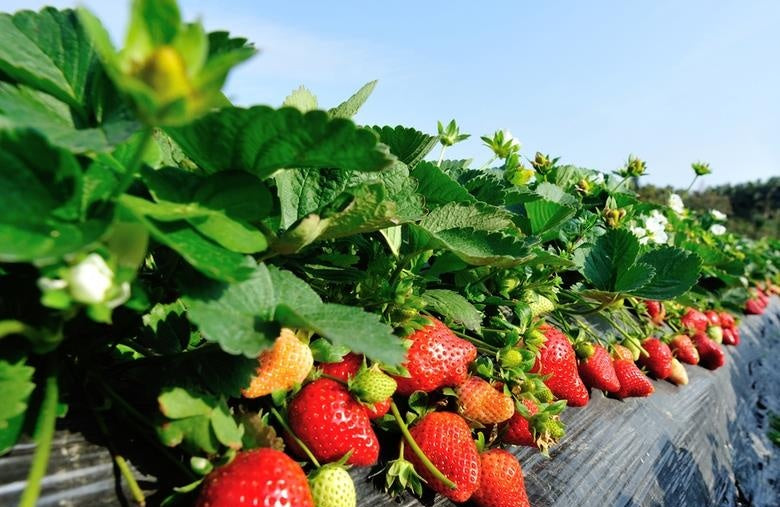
(2, 0, 779, 188)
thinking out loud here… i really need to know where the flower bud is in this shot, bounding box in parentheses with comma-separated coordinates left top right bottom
(66, 254, 114, 304)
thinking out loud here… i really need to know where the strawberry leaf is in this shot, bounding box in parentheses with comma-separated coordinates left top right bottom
(421, 289, 482, 331)
(371, 125, 438, 167)
(166, 106, 395, 179)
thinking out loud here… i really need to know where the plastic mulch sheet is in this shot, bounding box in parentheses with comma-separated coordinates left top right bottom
(2, 299, 779, 506)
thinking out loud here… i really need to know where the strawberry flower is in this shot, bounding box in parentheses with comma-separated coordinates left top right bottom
(667, 193, 685, 215)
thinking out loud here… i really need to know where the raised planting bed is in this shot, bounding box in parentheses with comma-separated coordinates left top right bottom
(2, 298, 778, 507)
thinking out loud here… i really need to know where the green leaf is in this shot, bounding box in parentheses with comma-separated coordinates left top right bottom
(0, 8, 97, 108)
(422, 289, 482, 331)
(121, 203, 257, 282)
(0, 129, 111, 263)
(410, 161, 475, 206)
(282, 85, 318, 112)
(183, 265, 278, 357)
(267, 267, 404, 365)
(0, 356, 35, 430)
(183, 265, 405, 365)
(328, 80, 376, 119)
(524, 189, 576, 236)
(418, 202, 519, 234)
(157, 387, 241, 454)
(409, 225, 534, 267)
(630, 247, 702, 300)
(581, 229, 654, 293)
(0, 83, 135, 153)
(371, 125, 438, 167)
(166, 106, 395, 179)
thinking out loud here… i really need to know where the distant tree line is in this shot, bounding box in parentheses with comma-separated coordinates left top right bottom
(638, 177, 780, 239)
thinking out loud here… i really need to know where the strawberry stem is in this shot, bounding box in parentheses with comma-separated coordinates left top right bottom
(451, 330, 499, 353)
(389, 402, 456, 490)
(18, 359, 58, 507)
(269, 406, 321, 468)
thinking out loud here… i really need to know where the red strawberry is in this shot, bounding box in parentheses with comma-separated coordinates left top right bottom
(196, 449, 314, 507)
(502, 398, 564, 452)
(681, 308, 709, 333)
(456, 376, 515, 424)
(612, 346, 654, 399)
(531, 325, 589, 407)
(404, 412, 480, 502)
(704, 310, 721, 327)
(692, 333, 725, 370)
(394, 317, 477, 395)
(321, 352, 363, 380)
(637, 338, 673, 379)
(502, 398, 539, 447)
(719, 312, 736, 329)
(321, 353, 392, 419)
(745, 298, 764, 315)
(721, 327, 738, 346)
(669, 335, 700, 365)
(577, 343, 621, 393)
(288, 378, 379, 466)
(731, 327, 741, 345)
(644, 300, 666, 325)
(471, 449, 530, 507)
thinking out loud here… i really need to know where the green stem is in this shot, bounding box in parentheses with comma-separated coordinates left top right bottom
(451, 330, 498, 352)
(437, 146, 447, 167)
(19, 362, 59, 507)
(269, 407, 321, 468)
(389, 402, 456, 490)
(601, 313, 633, 342)
(685, 174, 699, 195)
(113, 128, 154, 198)
(92, 407, 146, 506)
(0, 320, 37, 340)
(115, 456, 146, 506)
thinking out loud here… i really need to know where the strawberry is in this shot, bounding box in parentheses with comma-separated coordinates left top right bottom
(644, 300, 666, 325)
(456, 376, 515, 424)
(196, 448, 314, 507)
(577, 343, 620, 393)
(669, 334, 699, 365)
(322, 353, 393, 419)
(502, 398, 564, 452)
(719, 311, 736, 329)
(667, 358, 688, 385)
(705, 310, 721, 326)
(243, 328, 313, 398)
(707, 325, 723, 344)
(612, 346, 654, 398)
(288, 378, 379, 466)
(471, 449, 530, 507)
(321, 352, 363, 380)
(681, 308, 709, 333)
(692, 333, 725, 370)
(404, 412, 480, 502)
(531, 325, 589, 407)
(308, 463, 356, 507)
(394, 317, 477, 396)
(725, 327, 741, 346)
(637, 338, 673, 379)
(745, 298, 764, 315)
(524, 291, 555, 318)
(350, 366, 397, 404)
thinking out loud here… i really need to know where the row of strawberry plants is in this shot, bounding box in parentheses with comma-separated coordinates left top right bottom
(0, 1, 778, 506)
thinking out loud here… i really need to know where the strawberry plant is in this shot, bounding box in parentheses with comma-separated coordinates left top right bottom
(0, 1, 778, 506)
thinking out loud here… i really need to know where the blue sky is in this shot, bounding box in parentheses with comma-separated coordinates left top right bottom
(2, 0, 779, 188)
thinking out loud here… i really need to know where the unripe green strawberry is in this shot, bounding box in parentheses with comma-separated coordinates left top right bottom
(707, 325, 723, 344)
(309, 464, 356, 507)
(524, 292, 555, 317)
(350, 366, 397, 404)
(499, 348, 523, 368)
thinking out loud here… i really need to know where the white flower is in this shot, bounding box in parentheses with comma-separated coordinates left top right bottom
(647, 228, 669, 245)
(710, 209, 727, 221)
(66, 254, 114, 304)
(710, 224, 726, 236)
(592, 172, 605, 185)
(631, 226, 649, 245)
(502, 129, 521, 149)
(667, 193, 685, 215)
